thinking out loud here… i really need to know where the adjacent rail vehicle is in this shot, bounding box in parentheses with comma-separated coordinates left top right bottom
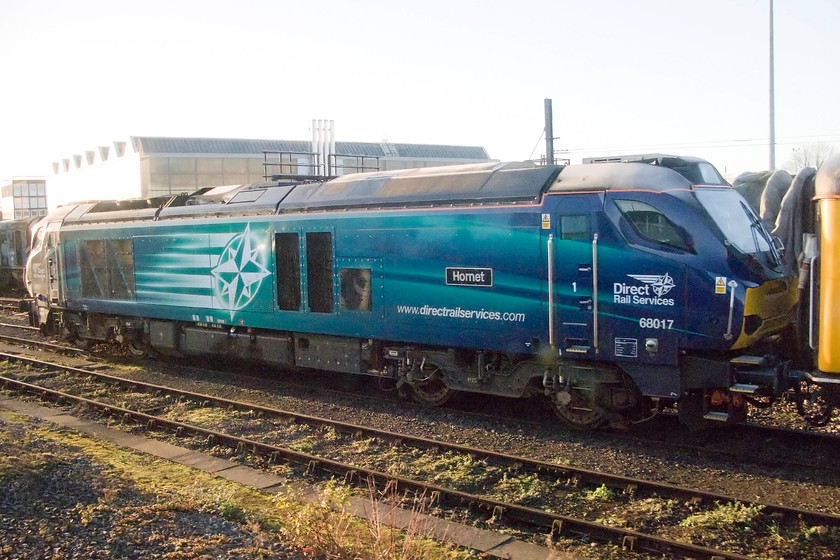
(0, 217, 38, 294)
(23, 155, 840, 428)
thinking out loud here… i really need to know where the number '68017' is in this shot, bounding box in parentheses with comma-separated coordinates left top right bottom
(639, 317, 674, 329)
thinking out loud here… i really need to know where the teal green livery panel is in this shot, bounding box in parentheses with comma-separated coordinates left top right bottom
(133, 225, 275, 318)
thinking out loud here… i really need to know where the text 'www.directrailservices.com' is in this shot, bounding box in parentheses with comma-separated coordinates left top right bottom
(396, 305, 526, 322)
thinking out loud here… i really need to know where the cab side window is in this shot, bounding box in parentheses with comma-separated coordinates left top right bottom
(559, 215, 589, 241)
(614, 200, 691, 252)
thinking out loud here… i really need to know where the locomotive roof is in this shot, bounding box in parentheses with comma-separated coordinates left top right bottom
(276, 161, 561, 210)
(552, 160, 693, 192)
(57, 156, 726, 225)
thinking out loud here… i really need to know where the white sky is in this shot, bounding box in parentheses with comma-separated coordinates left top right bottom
(1, 0, 838, 183)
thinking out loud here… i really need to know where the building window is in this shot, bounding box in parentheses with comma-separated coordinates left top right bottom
(8, 181, 47, 220)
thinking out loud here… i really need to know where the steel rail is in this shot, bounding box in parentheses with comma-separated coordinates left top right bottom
(0, 333, 85, 354)
(0, 322, 39, 331)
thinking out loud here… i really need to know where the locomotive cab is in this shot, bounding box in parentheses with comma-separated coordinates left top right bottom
(539, 155, 799, 428)
(25, 205, 80, 333)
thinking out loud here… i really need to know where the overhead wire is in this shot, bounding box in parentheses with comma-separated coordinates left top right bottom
(528, 128, 546, 161)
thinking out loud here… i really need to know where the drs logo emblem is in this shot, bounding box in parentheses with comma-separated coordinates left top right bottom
(211, 224, 270, 313)
(627, 273, 675, 297)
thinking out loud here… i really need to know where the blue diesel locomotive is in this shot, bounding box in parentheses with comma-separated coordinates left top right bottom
(24, 156, 805, 428)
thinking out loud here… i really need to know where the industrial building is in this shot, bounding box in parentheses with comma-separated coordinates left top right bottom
(0, 177, 48, 220)
(47, 128, 492, 210)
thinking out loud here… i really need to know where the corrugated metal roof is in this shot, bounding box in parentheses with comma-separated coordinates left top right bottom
(392, 143, 489, 159)
(332, 142, 385, 157)
(133, 137, 311, 155)
(131, 136, 489, 160)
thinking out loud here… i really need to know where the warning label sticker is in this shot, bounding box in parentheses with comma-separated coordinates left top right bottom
(541, 213, 551, 230)
(614, 338, 638, 358)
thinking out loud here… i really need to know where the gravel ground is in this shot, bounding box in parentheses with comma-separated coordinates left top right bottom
(0, 412, 307, 560)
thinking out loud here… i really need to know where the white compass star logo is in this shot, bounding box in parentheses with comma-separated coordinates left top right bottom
(211, 224, 270, 314)
(627, 273, 676, 297)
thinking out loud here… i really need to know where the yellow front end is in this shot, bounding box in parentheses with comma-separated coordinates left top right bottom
(818, 200, 840, 373)
(731, 277, 798, 351)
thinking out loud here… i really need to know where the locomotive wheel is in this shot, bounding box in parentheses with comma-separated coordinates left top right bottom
(74, 338, 92, 350)
(794, 380, 834, 427)
(127, 341, 149, 357)
(409, 362, 452, 406)
(552, 388, 609, 429)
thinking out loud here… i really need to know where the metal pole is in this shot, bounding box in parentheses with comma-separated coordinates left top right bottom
(769, 0, 776, 170)
(544, 99, 554, 166)
(547, 233, 555, 350)
(591, 233, 599, 353)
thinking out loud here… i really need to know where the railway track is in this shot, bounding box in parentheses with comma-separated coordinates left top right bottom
(2, 315, 839, 480)
(626, 415, 840, 477)
(1, 352, 839, 559)
(0, 296, 24, 312)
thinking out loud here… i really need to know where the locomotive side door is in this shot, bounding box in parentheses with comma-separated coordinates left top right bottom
(543, 193, 604, 357)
